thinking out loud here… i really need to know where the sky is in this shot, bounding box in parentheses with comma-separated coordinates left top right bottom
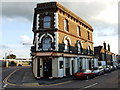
(0, 0, 119, 58)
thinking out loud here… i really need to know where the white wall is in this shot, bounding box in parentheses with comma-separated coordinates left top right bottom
(100, 61, 106, 66)
(86, 59, 89, 69)
(58, 57, 64, 77)
(63, 57, 66, 76)
(52, 58, 58, 77)
(82, 58, 86, 69)
(40, 58, 43, 77)
(94, 58, 98, 67)
(69, 58, 72, 75)
(32, 58, 37, 78)
(74, 58, 78, 73)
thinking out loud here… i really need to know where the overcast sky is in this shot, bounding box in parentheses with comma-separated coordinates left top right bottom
(0, 0, 119, 58)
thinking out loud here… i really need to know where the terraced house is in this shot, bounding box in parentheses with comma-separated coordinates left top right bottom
(94, 42, 117, 66)
(31, 2, 98, 79)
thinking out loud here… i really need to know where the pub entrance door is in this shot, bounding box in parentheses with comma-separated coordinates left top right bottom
(43, 58, 52, 78)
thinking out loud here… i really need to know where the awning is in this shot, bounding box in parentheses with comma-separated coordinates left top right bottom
(32, 52, 94, 58)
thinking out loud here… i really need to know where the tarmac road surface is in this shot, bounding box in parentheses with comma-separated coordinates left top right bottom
(1, 66, 120, 89)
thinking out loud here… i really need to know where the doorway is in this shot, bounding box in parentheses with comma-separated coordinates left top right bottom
(72, 60, 74, 75)
(43, 58, 52, 78)
(89, 60, 92, 70)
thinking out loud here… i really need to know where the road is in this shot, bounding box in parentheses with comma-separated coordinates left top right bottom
(2, 66, 26, 89)
(1, 66, 120, 89)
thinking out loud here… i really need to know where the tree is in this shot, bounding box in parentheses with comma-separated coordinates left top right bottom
(7, 54, 16, 59)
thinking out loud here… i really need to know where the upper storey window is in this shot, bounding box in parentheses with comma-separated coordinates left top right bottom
(64, 19, 69, 31)
(77, 41, 82, 54)
(43, 16, 51, 28)
(42, 36, 52, 50)
(64, 39, 69, 52)
(77, 26, 81, 36)
(87, 31, 90, 40)
(87, 46, 91, 55)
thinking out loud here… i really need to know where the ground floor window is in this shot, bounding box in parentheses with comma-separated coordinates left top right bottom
(59, 61, 63, 69)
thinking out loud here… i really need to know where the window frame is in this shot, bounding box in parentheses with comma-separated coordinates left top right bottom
(43, 16, 51, 28)
(42, 36, 52, 51)
(77, 26, 81, 36)
(87, 31, 90, 40)
(64, 19, 69, 31)
(87, 45, 91, 55)
(77, 41, 82, 54)
(64, 39, 70, 52)
(59, 61, 63, 69)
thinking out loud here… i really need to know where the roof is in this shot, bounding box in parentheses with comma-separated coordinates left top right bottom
(36, 2, 93, 31)
(94, 46, 103, 54)
(94, 46, 116, 55)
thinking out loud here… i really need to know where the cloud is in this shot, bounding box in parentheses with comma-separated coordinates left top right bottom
(20, 35, 32, 45)
(60, 0, 117, 23)
(60, 1, 118, 38)
(1, 0, 118, 55)
(93, 23, 118, 37)
(60, 2, 106, 22)
(2, 2, 36, 21)
(0, 45, 31, 58)
(0, 45, 9, 49)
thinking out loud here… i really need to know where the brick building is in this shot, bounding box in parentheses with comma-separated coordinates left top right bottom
(116, 55, 120, 64)
(31, 2, 98, 79)
(94, 42, 117, 66)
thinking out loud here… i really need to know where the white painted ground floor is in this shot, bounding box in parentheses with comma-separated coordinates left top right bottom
(32, 53, 98, 79)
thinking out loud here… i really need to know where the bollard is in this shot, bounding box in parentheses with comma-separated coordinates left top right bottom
(16, 61, 19, 66)
(6, 60, 8, 68)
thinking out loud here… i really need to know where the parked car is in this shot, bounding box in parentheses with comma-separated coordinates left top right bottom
(113, 65, 117, 70)
(73, 69, 95, 80)
(110, 66, 114, 71)
(107, 65, 112, 72)
(98, 66, 104, 74)
(103, 65, 111, 73)
(116, 64, 120, 69)
(92, 66, 104, 76)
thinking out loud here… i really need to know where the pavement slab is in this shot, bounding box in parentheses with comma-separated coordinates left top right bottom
(7, 66, 73, 86)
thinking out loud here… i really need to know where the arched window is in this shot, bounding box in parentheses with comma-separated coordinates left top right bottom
(64, 19, 69, 31)
(64, 39, 69, 52)
(78, 42, 82, 53)
(43, 16, 51, 28)
(42, 36, 52, 50)
(77, 26, 81, 36)
(87, 46, 91, 55)
(87, 31, 90, 40)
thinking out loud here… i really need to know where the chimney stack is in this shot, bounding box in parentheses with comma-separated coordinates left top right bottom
(108, 44, 110, 51)
(103, 41, 106, 50)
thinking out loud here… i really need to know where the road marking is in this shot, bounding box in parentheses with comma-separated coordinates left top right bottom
(84, 83, 98, 88)
(3, 84, 8, 88)
(39, 81, 72, 86)
(3, 68, 22, 86)
(2, 67, 73, 87)
(22, 81, 73, 87)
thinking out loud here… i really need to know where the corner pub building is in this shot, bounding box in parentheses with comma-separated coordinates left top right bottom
(31, 2, 98, 79)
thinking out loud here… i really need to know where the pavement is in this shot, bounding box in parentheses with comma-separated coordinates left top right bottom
(6, 66, 73, 86)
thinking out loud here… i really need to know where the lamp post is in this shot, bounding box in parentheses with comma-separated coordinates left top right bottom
(5, 51, 12, 68)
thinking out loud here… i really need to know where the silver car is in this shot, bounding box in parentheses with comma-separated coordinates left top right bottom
(92, 66, 104, 76)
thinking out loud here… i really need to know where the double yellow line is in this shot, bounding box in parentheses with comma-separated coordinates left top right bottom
(3, 68, 21, 86)
(21, 80, 72, 87)
(3, 68, 73, 87)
